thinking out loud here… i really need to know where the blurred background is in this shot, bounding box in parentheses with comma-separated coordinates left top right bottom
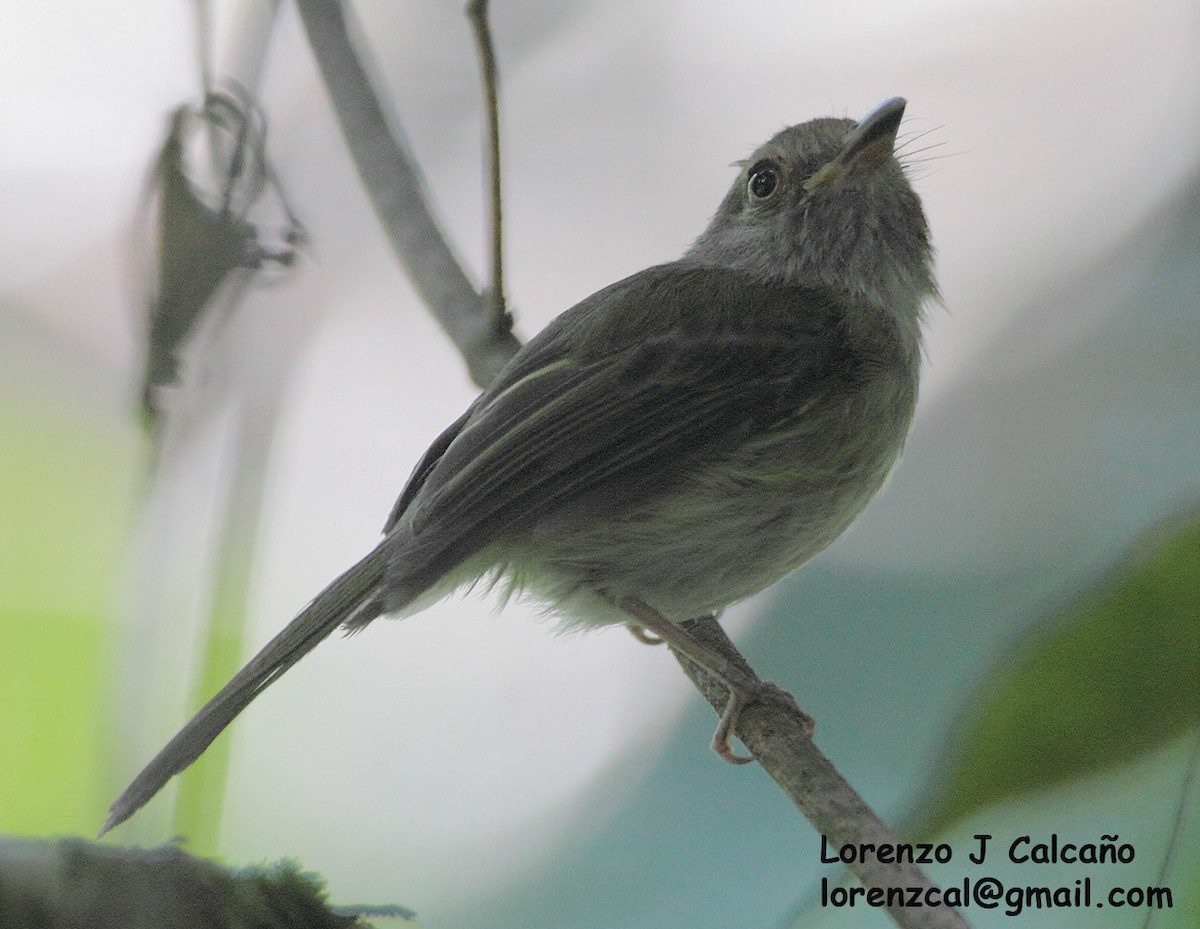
(1, 1, 1198, 927)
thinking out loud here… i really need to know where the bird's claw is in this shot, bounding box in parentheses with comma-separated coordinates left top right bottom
(711, 679, 812, 764)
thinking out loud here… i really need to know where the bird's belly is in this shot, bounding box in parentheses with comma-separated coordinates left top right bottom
(511, 383, 915, 628)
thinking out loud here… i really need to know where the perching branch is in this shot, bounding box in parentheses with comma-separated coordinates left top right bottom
(677, 617, 971, 929)
(293, 0, 520, 388)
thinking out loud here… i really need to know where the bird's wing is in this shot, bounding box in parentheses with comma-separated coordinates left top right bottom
(386, 263, 863, 583)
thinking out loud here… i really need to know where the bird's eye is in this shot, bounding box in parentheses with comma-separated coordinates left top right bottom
(747, 160, 780, 200)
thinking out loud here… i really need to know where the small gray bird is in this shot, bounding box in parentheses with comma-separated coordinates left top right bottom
(104, 97, 936, 835)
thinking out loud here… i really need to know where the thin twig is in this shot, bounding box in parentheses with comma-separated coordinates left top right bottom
(223, 0, 283, 102)
(193, 0, 217, 176)
(466, 0, 508, 326)
(193, 0, 213, 99)
(293, 0, 521, 388)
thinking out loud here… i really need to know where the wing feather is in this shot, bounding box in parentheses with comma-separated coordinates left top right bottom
(383, 264, 860, 585)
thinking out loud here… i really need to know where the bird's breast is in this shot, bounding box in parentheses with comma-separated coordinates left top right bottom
(515, 356, 918, 628)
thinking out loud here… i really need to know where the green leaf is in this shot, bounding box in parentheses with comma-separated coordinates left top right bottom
(0, 369, 136, 834)
(920, 505, 1200, 838)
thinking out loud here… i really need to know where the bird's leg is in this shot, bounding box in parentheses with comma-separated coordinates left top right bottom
(617, 598, 800, 764)
(627, 625, 664, 645)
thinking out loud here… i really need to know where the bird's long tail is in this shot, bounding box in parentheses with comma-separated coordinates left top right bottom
(101, 539, 392, 836)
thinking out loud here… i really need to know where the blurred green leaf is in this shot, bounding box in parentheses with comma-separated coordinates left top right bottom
(0, 390, 133, 619)
(920, 504, 1200, 839)
(0, 612, 108, 833)
(0, 378, 136, 834)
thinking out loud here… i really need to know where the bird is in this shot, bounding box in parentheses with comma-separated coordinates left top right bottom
(103, 97, 936, 836)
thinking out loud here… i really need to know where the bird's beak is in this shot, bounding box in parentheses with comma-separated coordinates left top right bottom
(840, 97, 906, 167)
(805, 97, 907, 192)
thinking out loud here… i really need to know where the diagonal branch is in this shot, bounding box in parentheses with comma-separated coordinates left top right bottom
(677, 617, 971, 929)
(293, 0, 520, 388)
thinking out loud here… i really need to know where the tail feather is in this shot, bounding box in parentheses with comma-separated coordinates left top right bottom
(101, 540, 391, 836)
